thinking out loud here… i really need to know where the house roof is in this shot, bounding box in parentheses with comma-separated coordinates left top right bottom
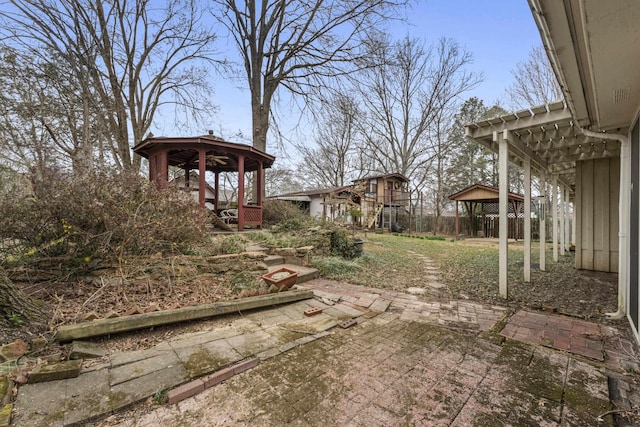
(354, 173, 410, 183)
(529, 0, 640, 131)
(133, 134, 276, 173)
(270, 186, 353, 199)
(465, 1, 635, 191)
(448, 184, 524, 203)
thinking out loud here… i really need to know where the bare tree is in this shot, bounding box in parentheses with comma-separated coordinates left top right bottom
(211, 0, 407, 155)
(505, 45, 563, 110)
(0, 46, 107, 175)
(265, 167, 305, 196)
(356, 34, 482, 191)
(296, 93, 360, 188)
(1, 0, 218, 171)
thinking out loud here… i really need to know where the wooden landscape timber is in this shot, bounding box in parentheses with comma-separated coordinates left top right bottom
(55, 289, 314, 342)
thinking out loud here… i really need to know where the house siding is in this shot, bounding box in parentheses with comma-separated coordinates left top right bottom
(575, 157, 620, 272)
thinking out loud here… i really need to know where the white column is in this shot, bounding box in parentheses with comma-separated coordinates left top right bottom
(565, 186, 571, 250)
(539, 172, 546, 271)
(552, 175, 558, 262)
(497, 130, 509, 298)
(560, 184, 566, 255)
(524, 157, 531, 282)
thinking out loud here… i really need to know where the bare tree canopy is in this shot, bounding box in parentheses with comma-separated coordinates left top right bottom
(355, 34, 482, 190)
(296, 93, 360, 188)
(0, 0, 218, 172)
(505, 45, 563, 110)
(211, 0, 408, 154)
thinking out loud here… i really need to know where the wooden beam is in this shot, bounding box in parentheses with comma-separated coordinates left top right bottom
(55, 290, 315, 342)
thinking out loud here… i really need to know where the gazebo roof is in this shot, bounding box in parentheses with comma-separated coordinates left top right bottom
(448, 184, 524, 203)
(133, 135, 276, 173)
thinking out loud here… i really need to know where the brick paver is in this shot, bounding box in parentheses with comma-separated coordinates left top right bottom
(501, 310, 605, 361)
(106, 313, 615, 426)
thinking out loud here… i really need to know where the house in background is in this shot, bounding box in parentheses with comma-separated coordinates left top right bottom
(354, 173, 411, 229)
(465, 0, 640, 344)
(269, 186, 359, 223)
(270, 173, 411, 229)
(172, 171, 236, 211)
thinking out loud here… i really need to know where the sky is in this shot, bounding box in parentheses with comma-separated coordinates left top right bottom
(157, 0, 543, 160)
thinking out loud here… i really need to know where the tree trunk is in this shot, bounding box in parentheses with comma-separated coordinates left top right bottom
(0, 269, 48, 330)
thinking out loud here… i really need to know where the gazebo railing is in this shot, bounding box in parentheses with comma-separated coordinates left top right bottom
(242, 205, 262, 227)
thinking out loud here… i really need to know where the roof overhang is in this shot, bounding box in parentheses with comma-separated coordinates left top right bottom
(529, 0, 640, 131)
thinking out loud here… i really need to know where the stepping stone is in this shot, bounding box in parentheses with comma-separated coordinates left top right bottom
(407, 287, 427, 295)
(28, 359, 83, 383)
(69, 341, 105, 360)
(427, 282, 447, 289)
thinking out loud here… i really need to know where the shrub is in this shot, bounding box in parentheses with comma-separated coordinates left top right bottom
(262, 199, 311, 231)
(0, 168, 209, 265)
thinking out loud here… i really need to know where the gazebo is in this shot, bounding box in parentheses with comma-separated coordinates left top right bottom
(133, 133, 276, 230)
(449, 184, 526, 240)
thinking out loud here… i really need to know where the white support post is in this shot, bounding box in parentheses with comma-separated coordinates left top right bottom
(552, 175, 558, 262)
(524, 157, 531, 282)
(539, 172, 546, 271)
(497, 130, 509, 298)
(560, 184, 566, 256)
(565, 186, 571, 251)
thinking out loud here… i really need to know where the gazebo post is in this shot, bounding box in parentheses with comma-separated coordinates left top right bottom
(159, 149, 169, 185)
(184, 165, 190, 189)
(257, 161, 264, 229)
(237, 154, 245, 230)
(198, 149, 206, 207)
(497, 129, 510, 298)
(524, 156, 531, 283)
(214, 172, 219, 212)
(539, 172, 546, 271)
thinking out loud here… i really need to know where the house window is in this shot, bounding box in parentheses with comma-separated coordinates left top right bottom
(368, 180, 377, 194)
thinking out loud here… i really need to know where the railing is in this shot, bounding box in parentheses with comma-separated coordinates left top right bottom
(382, 190, 410, 205)
(242, 205, 262, 227)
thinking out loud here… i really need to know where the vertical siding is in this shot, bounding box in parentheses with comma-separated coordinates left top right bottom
(575, 157, 620, 272)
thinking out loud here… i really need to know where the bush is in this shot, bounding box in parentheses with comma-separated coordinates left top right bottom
(0, 168, 209, 265)
(262, 199, 311, 231)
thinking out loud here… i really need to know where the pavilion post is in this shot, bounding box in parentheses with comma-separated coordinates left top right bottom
(455, 200, 459, 239)
(185, 166, 190, 188)
(565, 186, 571, 251)
(198, 149, 206, 207)
(552, 175, 559, 262)
(237, 154, 245, 230)
(539, 172, 546, 271)
(497, 130, 509, 298)
(524, 156, 531, 283)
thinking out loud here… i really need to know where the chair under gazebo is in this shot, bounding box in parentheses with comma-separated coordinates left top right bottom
(133, 132, 275, 230)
